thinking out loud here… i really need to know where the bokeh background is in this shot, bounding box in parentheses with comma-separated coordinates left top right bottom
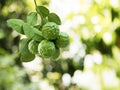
(1, 0, 120, 90)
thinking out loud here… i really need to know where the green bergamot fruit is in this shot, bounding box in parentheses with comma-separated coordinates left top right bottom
(38, 40, 55, 58)
(41, 22, 59, 40)
(28, 40, 39, 54)
(55, 32, 69, 48)
(51, 47, 60, 59)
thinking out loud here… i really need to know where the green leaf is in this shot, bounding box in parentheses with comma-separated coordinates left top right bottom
(48, 13, 61, 25)
(33, 27, 43, 36)
(23, 23, 44, 41)
(23, 23, 35, 39)
(19, 38, 30, 53)
(27, 12, 37, 26)
(36, 6, 49, 17)
(32, 34, 44, 42)
(20, 50, 35, 62)
(7, 19, 24, 34)
(42, 18, 48, 25)
(115, 26, 120, 36)
(32, 28, 44, 41)
(111, 8, 119, 21)
(34, 25, 41, 30)
(19, 38, 35, 62)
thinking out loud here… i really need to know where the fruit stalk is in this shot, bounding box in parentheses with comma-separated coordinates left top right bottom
(34, 0, 45, 26)
(34, 0, 37, 7)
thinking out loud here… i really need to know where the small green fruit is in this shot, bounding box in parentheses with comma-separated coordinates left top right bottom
(51, 47, 60, 59)
(41, 22, 59, 40)
(28, 40, 39, 54)
(55, 32, 69, 48)
(38, 40, 55, 58)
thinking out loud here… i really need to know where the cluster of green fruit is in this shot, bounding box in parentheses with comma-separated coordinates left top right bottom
(26, 22, 69, 61)
(7, 5, 69, 62)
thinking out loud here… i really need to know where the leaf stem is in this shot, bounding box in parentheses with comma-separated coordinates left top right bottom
(34, 0, 45, 26)
(34, 0, 37, 7)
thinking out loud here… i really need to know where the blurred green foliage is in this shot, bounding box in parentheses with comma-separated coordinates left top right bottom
(1, 0, 120, 90)
(0, 0, 40, 90)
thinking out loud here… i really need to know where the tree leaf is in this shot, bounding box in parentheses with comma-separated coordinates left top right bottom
(7, 19, 24, 34)
(36, 6, 49, 17)
(32, 27, 44, 41)
(19, 38, 35, 62)
(20, 48, 35, 62)
(111, 8, 119, 21)
(23, 23, 35, 39)
(27, 12, 37, 26)
(33, 27, 43, 36)
(34, 25, 41, 30)
(19, 38, 30, 53)
(48, 13, 61, 25)
(23, 23, 44, 41)
(32, 33, 44, 42)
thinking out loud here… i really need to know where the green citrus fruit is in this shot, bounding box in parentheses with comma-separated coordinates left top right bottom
(55, 32, 69, 48)
(28, 40, 39, 54)
(38, 40, 55, 58)
(41, 22, 59, 40)
(51, 47, 60, 59)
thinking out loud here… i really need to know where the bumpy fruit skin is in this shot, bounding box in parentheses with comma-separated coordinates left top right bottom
(41, 22, 59, 40)
(55, 32, 69, 48)
(51, 47, 60, 59)
(28, 40, 39, 54)
(38, 40, 55, 58)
